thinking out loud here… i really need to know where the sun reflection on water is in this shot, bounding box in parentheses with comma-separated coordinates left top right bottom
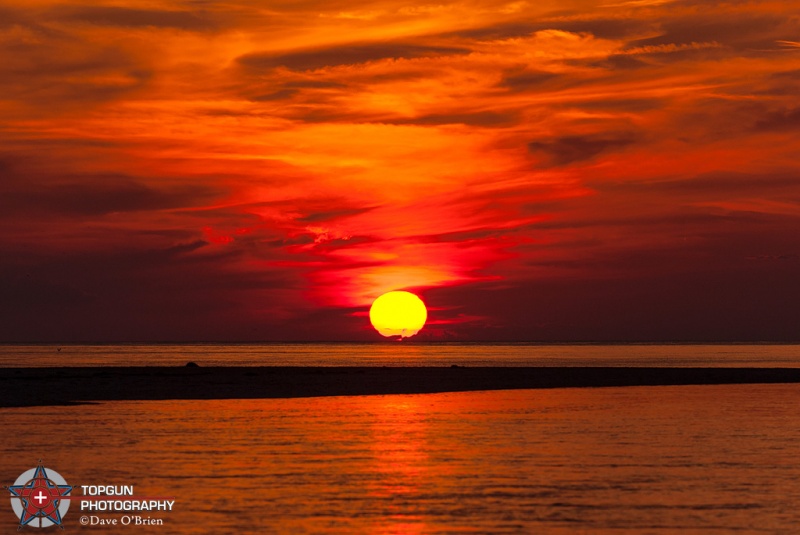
(2, 386, 800, 533)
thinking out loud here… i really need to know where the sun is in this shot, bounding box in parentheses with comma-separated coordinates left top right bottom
(369, 291, 428, 338)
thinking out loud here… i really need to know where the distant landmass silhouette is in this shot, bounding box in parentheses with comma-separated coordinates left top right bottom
(2, 366, 800, 407)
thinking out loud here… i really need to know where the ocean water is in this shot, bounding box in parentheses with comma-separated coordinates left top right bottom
(2, 344, 800, 532)
(1, 343, 800, 367)
(2, 384, 800, 533)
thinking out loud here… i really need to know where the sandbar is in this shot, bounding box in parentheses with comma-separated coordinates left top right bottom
(2, 366, 800, 407)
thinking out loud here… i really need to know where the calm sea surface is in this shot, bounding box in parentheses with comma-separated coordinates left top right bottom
(2, 345, 800, 533)
(1, 343, 800, 367)
(2, 385, 800, 533)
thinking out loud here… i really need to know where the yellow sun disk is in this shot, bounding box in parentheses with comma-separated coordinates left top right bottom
(369, 291, 427, 338)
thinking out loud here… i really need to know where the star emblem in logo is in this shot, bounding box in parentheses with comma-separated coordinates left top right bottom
(8, 464, 73, 529)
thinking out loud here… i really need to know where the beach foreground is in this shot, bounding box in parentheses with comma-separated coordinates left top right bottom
(3, 366, 800, 407)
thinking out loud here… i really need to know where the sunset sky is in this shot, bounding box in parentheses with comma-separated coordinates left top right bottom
(1, 0, 799, 341)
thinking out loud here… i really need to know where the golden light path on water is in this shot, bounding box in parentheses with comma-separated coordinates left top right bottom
(2, 384, 800, 533)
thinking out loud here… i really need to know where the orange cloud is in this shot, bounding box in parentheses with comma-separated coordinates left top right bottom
(1, 0, 799, 340)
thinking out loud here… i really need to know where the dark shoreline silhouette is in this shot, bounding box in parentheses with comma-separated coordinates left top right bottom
(2, 367, 800, 407)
